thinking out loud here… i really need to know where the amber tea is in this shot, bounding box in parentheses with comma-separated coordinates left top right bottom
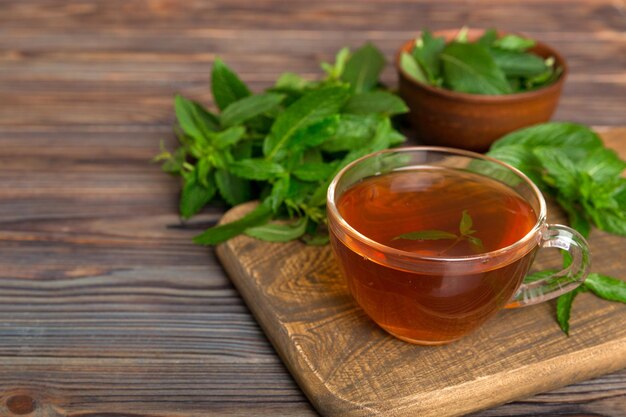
(332, 167, 538, 344)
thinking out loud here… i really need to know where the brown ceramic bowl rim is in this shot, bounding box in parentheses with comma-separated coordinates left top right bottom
(396, 28, 568, 103)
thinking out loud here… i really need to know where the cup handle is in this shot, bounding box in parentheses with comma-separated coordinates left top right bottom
(506, 224, 591, 309)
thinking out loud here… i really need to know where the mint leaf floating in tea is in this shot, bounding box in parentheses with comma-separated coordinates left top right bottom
(394, 210, 484, 254)
(459, 209, 474, 235)
(394, 230, 458, 241)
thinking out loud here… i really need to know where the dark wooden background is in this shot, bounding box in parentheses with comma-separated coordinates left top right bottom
(0, 1, 624, 416)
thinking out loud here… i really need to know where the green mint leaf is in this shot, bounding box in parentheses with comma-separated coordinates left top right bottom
(459, 210, 473, 235)
(232, 140, 253, 159)
(180, 173, 216, 219)
(245, 217, 308, 242)
(557, 196, 591, 238)
(587, 205, 626, 237)
(344, 91, 409, 116)
(533, 148, 580, 200)
(308, 178, 333, 208)
(465, 156, 526, 188)
(174, 95, 219, 142)
(526, 63, 562, 90)
(583, 176, 625, 209)
(556, 286, 586, 336)
(493, 34, 535, 52)
(489, 49, 548, 77)
(211, 58, 251, 111)
(507, 76, 523, 92)
(412, 30, 446, 81)
(267, 175, 290, 212)
(393, 230, 458, 241)
(211, 126, 246, 149)
(245, 115, 275, 135)
(487, 122, 626, 240)
(228, 158, 285, 180)
(486, 145, 546, 188)
(270, 73, 314, 106)
(341, 43, 386, 93)
(193, 203, 272, 246)
(524, 269, 557, 284)
(303, 233, 330, 246)
(263, 86, 349, 160)
(285, 178, 318, 206)
(290, 115, 340, 150)
(333, 117, 406, 171)
(156, 145, 186, 175)
(302, 148, 323, 164)
(585, 273, 626, 304)
(477, 29, 498, 47)
(441, 42, 512, 95)
(455, 26, 469, 43)
(490, 122, 603, 163)
(366, 116, 406, 151)
(274, 72, 311, 91)
(321, 114, 380, 152)
(220, 93, 285, 128)
(292, 162, 336, 182)
(214, 169, 251, 206)
(578, 147, 626, 183)
(559, 250, 573, 269)
(321, 47, 350, 79)
(196, 157, 212, 187)
(466, 235, 484, 250)
(400, 51, 428, 83)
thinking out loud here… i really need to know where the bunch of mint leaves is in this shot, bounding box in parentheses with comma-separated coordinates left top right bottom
(487, 122, 626, 334)
(155, 44, 408, 246)
(400, 28, 561, 95)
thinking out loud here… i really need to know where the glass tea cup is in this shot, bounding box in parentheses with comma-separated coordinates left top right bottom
(326, 147, 590, 345)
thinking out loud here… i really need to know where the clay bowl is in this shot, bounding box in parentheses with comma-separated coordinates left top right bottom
(396, 29, 567, 152)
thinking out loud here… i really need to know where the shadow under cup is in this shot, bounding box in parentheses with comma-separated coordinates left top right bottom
(326, 147, 590, 345)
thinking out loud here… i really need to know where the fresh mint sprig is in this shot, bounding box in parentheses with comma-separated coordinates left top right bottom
(156, 44, 408, 245)
(488, 123, 626, 239)
(487, 122, 626, 334)
(393, 210, 484, 254)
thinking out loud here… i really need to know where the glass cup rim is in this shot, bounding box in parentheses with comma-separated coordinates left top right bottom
(326, 146, 548, 263)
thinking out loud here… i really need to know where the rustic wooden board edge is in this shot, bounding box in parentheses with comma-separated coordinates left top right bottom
(216, 237, 368, 416)
(382, 338, 626, 417)
(216, 229, 626, 417)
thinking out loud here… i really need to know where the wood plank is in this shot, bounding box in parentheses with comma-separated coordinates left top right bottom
(0, 0, 623, 32)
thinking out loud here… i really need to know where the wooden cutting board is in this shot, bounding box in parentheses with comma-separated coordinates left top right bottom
(216, 130, 626, 417)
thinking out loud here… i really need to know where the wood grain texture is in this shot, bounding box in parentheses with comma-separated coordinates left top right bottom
(0, 0, 625, 416)
(215, 129, 626, 416)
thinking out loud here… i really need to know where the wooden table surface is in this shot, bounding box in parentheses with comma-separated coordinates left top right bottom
(0, 1, 625, 416)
